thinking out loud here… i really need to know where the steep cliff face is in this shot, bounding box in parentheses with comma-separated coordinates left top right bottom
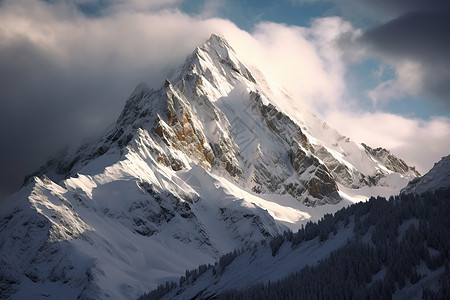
(1, 34, 421, 299)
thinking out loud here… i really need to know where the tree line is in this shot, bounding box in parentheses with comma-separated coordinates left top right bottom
(140, 187, 450, 299)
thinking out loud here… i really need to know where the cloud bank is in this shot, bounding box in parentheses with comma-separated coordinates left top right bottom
(0, 0, 449, 199)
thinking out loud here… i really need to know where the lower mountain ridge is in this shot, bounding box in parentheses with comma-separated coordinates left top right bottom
(141, 155, 450, 300)
(0, 34, 422, 299)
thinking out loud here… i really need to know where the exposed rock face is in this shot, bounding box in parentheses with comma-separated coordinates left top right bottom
(362, 143, 420, 177)
(289, 143, 340, 205)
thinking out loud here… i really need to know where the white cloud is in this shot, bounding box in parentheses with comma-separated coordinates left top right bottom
(222, 17, 362, 114)
(367, 59, 423, 105)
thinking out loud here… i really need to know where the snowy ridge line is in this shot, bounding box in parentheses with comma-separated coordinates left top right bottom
(401, 154, 450, 195)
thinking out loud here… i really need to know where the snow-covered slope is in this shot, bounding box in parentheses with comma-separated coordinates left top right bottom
(1, 34, 420, 299)
(143, 156, 450, 300)
(145, 223, 356, 300)
(148, 192, 450, 300)
(401, 154, 450, 195)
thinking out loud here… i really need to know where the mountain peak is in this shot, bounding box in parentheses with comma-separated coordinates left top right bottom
(207, 33, 230, 46)
(208, 33, 227, 41)
(203, 33, 236, 55)
(172, 33, 257, 93)
(196, 33, 239, 68)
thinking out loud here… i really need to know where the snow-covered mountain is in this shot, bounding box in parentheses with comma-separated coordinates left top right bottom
(0, 34, 419, 299)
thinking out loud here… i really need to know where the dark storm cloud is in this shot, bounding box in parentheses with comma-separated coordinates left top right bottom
(362, 11, 450, 63)
(0, 36, 141, 200)
(355, 0, 450, 17)
(360, 8, 450, 106)
(325, 0, 450, 22)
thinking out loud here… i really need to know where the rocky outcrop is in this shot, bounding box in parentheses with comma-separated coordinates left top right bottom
(362, 143, 420, 177)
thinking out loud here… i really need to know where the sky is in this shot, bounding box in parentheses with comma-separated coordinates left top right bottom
(0, 0, 449, 200)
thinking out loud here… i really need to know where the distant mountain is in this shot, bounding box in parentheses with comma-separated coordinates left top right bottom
(141, 154, 450, 300)
(0, 34, 420, 299)
(402, 154, 450, 195)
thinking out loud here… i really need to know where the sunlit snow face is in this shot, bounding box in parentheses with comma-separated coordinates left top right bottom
(182, 171, 204, 198)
